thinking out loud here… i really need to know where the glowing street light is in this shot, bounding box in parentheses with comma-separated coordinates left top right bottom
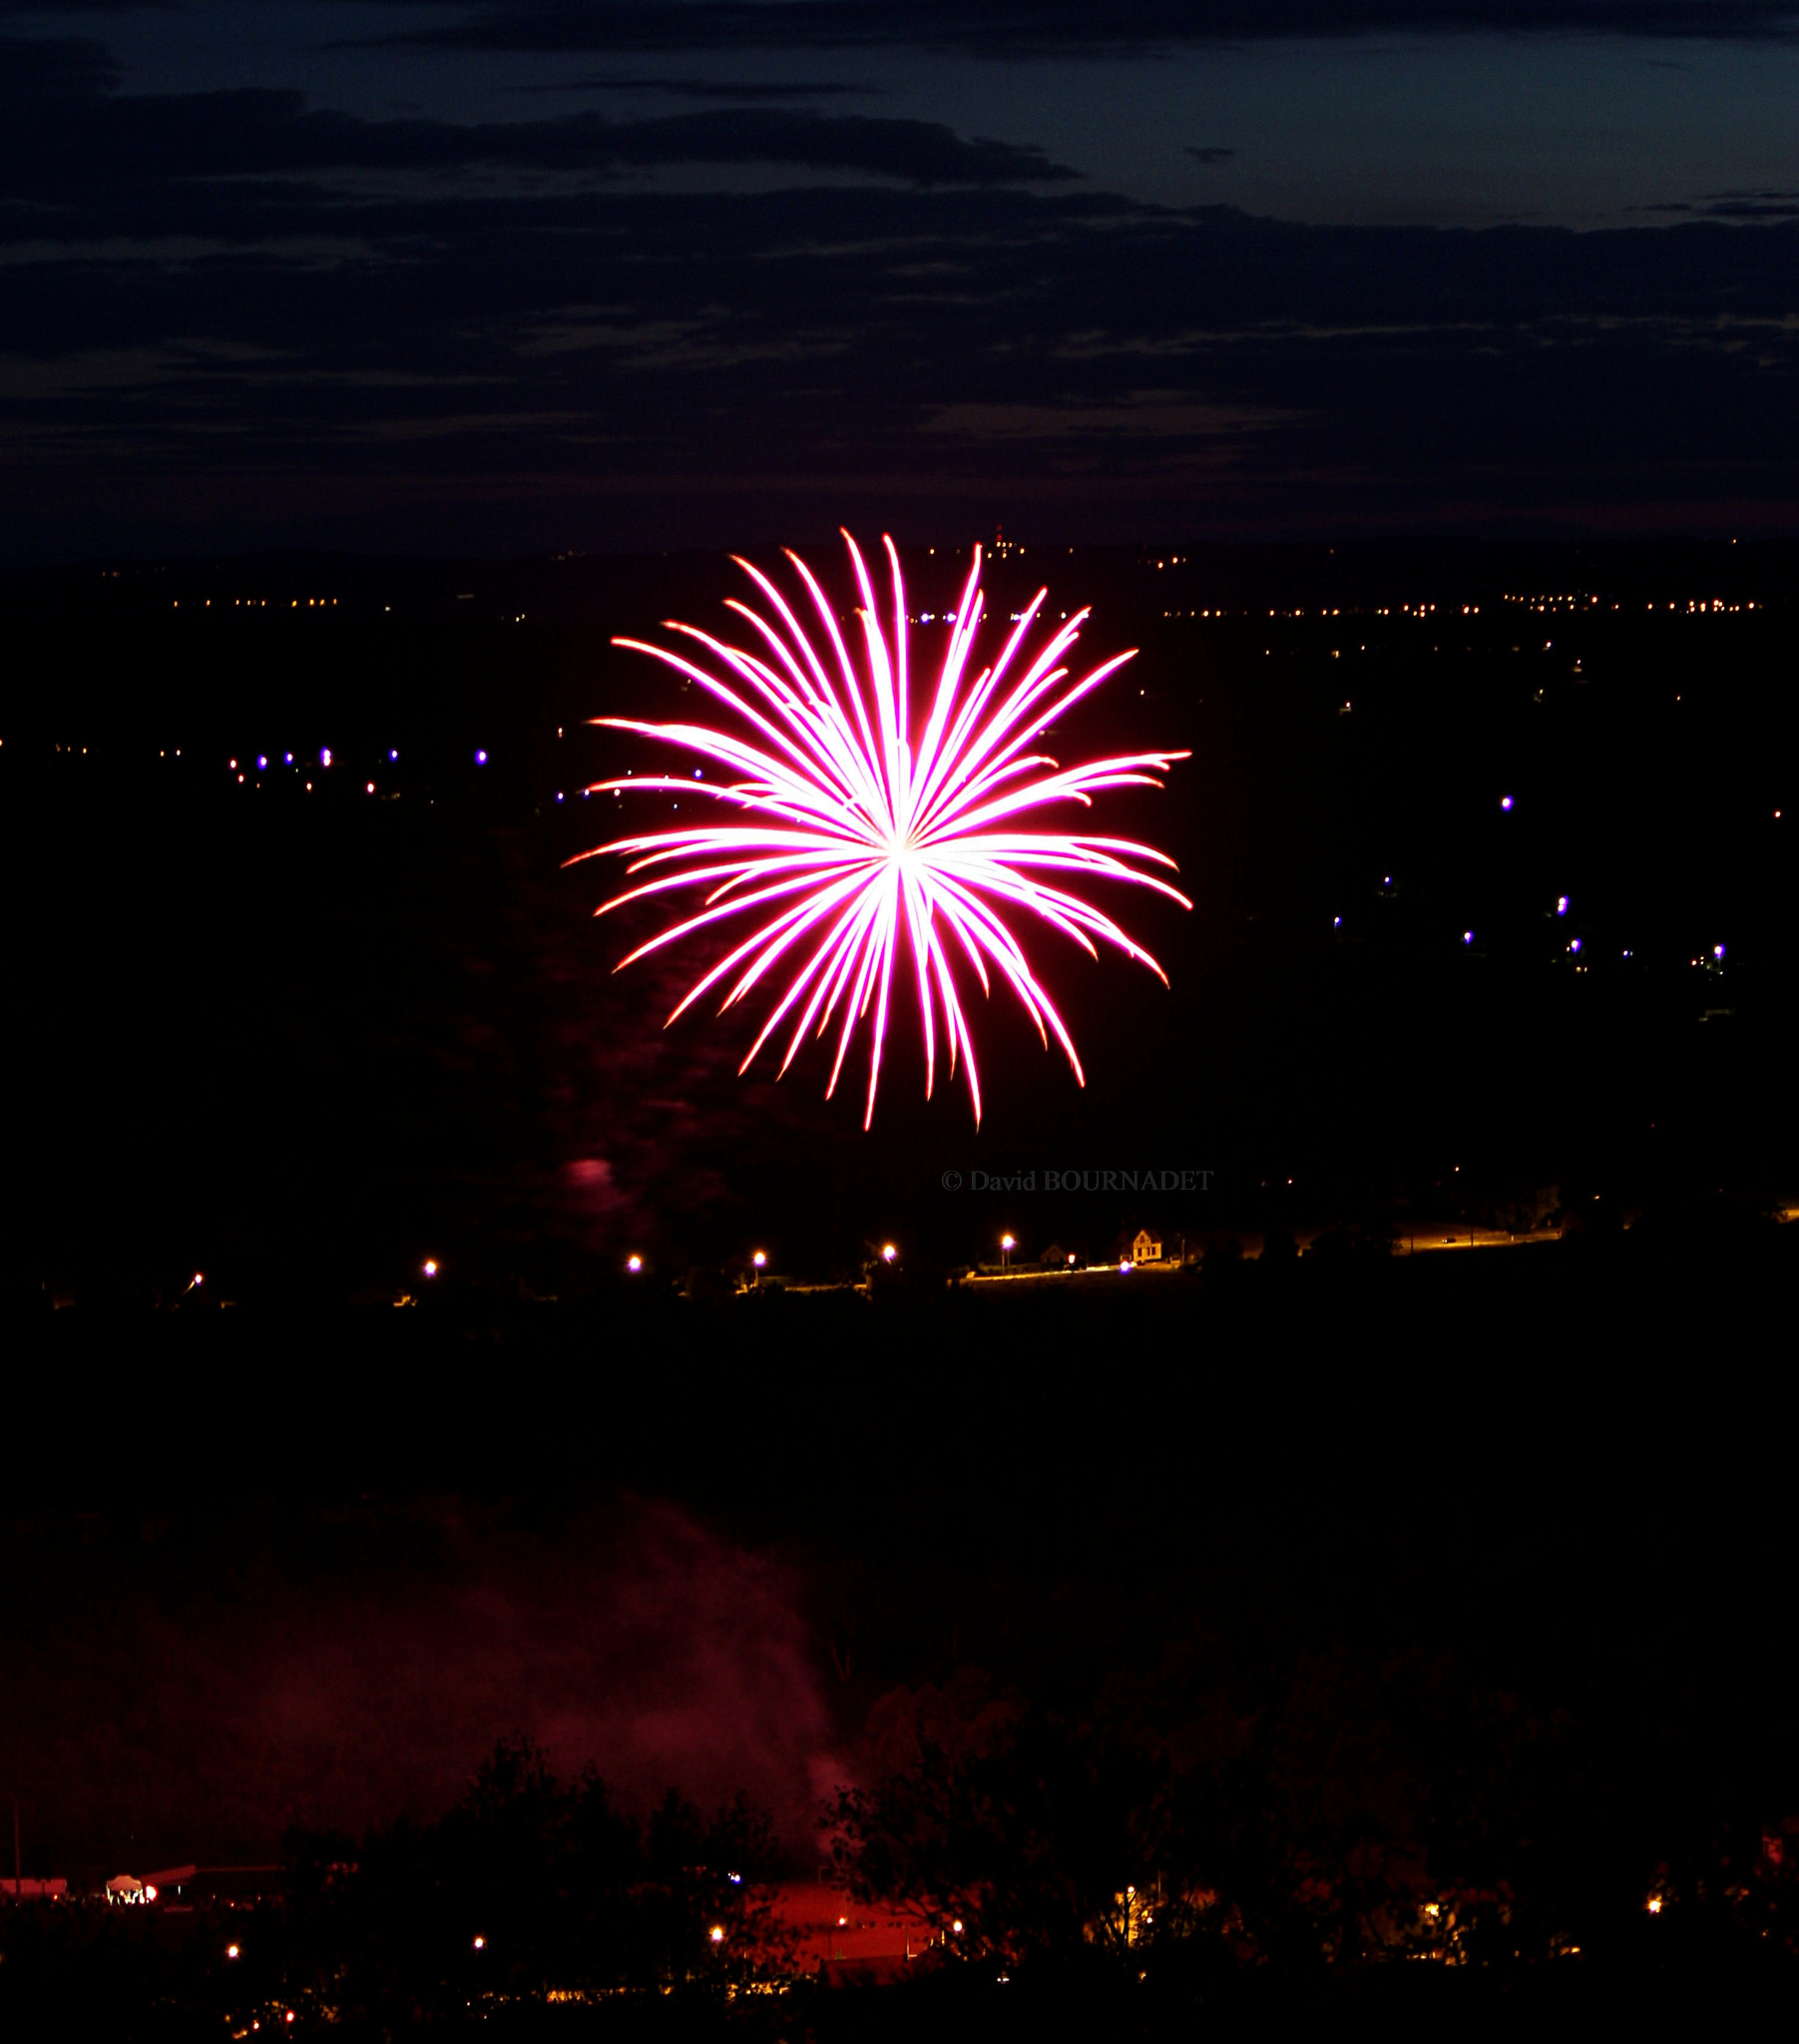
(1001, 1233, 1015, 1271)
(225, 1944, 240, 1960)
(627, 1254, 644, 1273)
(708, 1925, 724, 1944)
(881, 1244, 897, 1264)
(422, 1259, 438, 1278)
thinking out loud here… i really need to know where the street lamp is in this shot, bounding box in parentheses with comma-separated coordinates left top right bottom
(421, 1259, 438, 1279)
(626, 1254, 643, 1274)
(751, 1250, 766, 1288)
(881, 1244, 897, 1265)
(1001, 1233, 1015, 1272)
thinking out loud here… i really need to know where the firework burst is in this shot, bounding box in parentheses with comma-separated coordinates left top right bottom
(574, 532, 1190, 1127)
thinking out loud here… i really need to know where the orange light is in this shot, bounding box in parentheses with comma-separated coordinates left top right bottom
(627, 1254, 644, 1273)
(881, 1244, 897, 1263)
(422, 1259, 438, 1278)
(708, 1925, 724, 1943)
(226, 1944, 240, 1959)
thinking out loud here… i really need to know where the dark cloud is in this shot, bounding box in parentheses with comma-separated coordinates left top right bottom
(1186, 147, 1237, 166)
(1644, 187, 1799, 218)
(0, 41, 1069, 200)
(389, 0, 1799, 56)
(0, 31, 122, 98)
(514, 75, 886, 98)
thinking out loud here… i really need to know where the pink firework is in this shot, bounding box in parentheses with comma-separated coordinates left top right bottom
(575, 531, 1190, 1127)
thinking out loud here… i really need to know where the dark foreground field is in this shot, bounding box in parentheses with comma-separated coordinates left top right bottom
(4, 1235, 1796, 2038)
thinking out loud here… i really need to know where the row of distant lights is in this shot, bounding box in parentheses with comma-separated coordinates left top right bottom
(171, 597, 337, 610)
(229, 747, 487, 791)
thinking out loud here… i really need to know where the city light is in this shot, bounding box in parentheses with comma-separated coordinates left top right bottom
(422, 1259, 437, 1278)
(1646, 1895, 1663, 1914)
(475, 749, 488, 765)
(321, 748, 332, 766)
(473, 1936, 485, 1950)
(1463, 930, 1474, 944)
(226, 1945, 240, 1960)
(1557, 896, 1569, 915)
(1714, 943, 1726, 959)
(708, 1926, 724, 1943)
(585, 533, 1189, 1127)
(1501, 794, 1514, 810)
(881, 1244, 897, 1263)
(627, 1254, 644, 1273)
(751, 1250, 766, 1268)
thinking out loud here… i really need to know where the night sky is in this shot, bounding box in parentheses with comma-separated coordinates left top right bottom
(5, 2, 1799, 561)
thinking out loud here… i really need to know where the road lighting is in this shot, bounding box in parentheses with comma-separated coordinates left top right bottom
(751, 1250, 766, 1288)
(626, 1254, 644, 1274)
(1001, 1233, 1016, 1271)
(880, 1244, 897, 1265)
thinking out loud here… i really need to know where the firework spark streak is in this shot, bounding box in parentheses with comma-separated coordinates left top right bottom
(574, 533, 1190, 1127)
